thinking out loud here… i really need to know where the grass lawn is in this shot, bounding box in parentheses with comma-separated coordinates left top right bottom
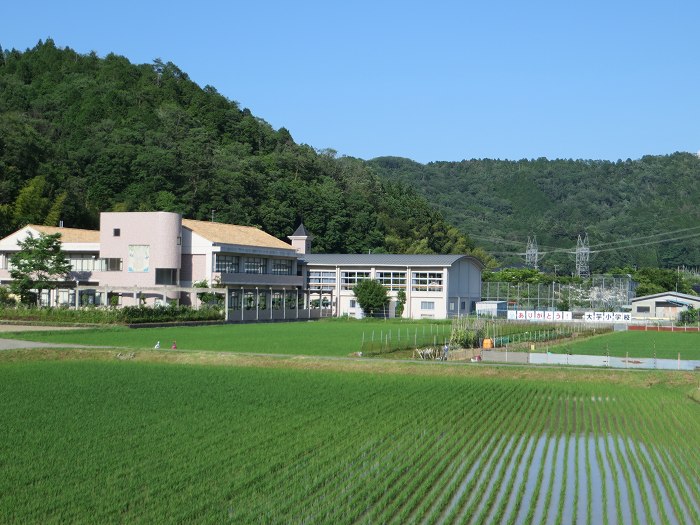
(0, 318, 454, 357)
(548, 330, 700, 360)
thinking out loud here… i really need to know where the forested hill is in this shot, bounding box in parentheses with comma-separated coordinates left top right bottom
(369, 154, 700, 272)
(0, 40, 479, 258)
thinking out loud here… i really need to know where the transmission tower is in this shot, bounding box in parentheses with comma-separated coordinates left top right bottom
(525, 236, 540, 269)
(575, 234, 590, 278)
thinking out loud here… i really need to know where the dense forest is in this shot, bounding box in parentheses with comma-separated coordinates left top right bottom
(0, 40, 482, 259)
(370, 154, 700, 272)
(2, 40, 699, 273)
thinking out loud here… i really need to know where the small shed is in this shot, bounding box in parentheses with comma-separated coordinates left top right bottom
(476, 300, 507, 318)
(631, 291, 700, 321)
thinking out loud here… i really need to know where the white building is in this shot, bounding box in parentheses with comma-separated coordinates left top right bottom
(631, 291, 700, 321)
(302, 253, 483, 319)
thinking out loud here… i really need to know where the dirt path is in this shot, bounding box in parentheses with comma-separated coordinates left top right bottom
(0, 324, 103, 350)
(0, 324, 87, 332)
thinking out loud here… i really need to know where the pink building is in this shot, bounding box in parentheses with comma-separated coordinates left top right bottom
(0, 212, 322, 320)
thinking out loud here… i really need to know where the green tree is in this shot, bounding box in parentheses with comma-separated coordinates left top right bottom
(9, 232, 72, 305)
(192, 279, 223, 306)
(395, 289, 406, 318)
(352, 279, 389, 318)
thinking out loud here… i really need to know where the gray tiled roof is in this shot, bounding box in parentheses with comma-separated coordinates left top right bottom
(301, 253, 483, 268)
(290, 223, 313, 238)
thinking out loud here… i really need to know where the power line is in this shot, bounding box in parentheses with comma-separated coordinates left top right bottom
(479, 229, 700, 258)
(588, 225, 700, 249)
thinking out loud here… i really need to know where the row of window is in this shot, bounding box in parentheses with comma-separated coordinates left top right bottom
(68, 255, 123, 272)
(349, 299, 435, 310)
(308, 271, 444, 292)
(228, 290, 304, 310)
(214, 255, 293, 275)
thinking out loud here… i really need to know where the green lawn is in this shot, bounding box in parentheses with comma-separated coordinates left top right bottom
(0, 359, 697, 524)
(0, 318, 454, 357)
(549, 330, 700, 359)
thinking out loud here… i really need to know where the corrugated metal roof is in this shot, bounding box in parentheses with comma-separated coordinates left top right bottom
(182, 219, 293, 250)
(27, 225, 100, 243)
(301, 253, 484, 268)
(631, 291, 700, 303)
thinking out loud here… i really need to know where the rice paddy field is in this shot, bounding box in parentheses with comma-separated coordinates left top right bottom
(0, 350, 698, 524)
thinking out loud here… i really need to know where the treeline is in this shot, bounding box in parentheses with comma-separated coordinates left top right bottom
(0, 40, 485, 259)
(369, 154, 700, 272)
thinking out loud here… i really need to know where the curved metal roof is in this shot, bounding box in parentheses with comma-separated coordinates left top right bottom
(301, 253, 484, 269)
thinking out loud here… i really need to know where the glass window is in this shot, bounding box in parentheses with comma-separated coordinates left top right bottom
(271, 259, 292, 275)
(412, 272, 443, 292)
(244, 257, 267, 274)
(155, 268, 177, 285)
(341, 271, 370, 290)
(101, 258, 122, 271)
(68, 254, 95, 272)
(421, 301, 435, 310)
(215, 254, 239, 273)
(376, 271, 406, 291)
(286, 291, 297, 310)
(228, 291, 241, 310)
(636, 306, 650, 313)
(113, 228, 120, 237)
(308, 270, 336, 291)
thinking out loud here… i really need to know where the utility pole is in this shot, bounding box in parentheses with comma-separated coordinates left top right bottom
(575, 234, 590, 278)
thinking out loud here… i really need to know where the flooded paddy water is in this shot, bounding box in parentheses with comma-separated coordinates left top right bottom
(431, 431, 698, 525)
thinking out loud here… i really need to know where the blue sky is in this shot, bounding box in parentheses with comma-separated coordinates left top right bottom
(2, 1, 699, 163)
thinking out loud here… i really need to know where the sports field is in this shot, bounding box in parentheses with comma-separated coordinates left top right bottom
(0, 352, 698, 524)
(0, 319, 454, 356)
(548, 330, 700, 360)
(1, 319, 698, 360)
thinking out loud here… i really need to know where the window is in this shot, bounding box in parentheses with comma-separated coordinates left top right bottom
(376, 271, 406, 291)
(244, 257, 267, 274)
(113, 228, 120, 237)
(341, 271, 370, 290)
(271, 259, 292, 275)
(412, 272, 443, 292)
(155, 268, 177, 285)
(99, 258, 122, 272)
(286, 291, 298, 310)
(420, 301, 435, 310)
(68, 254, 96, 272)
(308, 271, 336, 291)
(228, 291, 241, 310)
(215, 254, 239, 273)
(636, 306, 650, 313)
(349, 299, 357, 308)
